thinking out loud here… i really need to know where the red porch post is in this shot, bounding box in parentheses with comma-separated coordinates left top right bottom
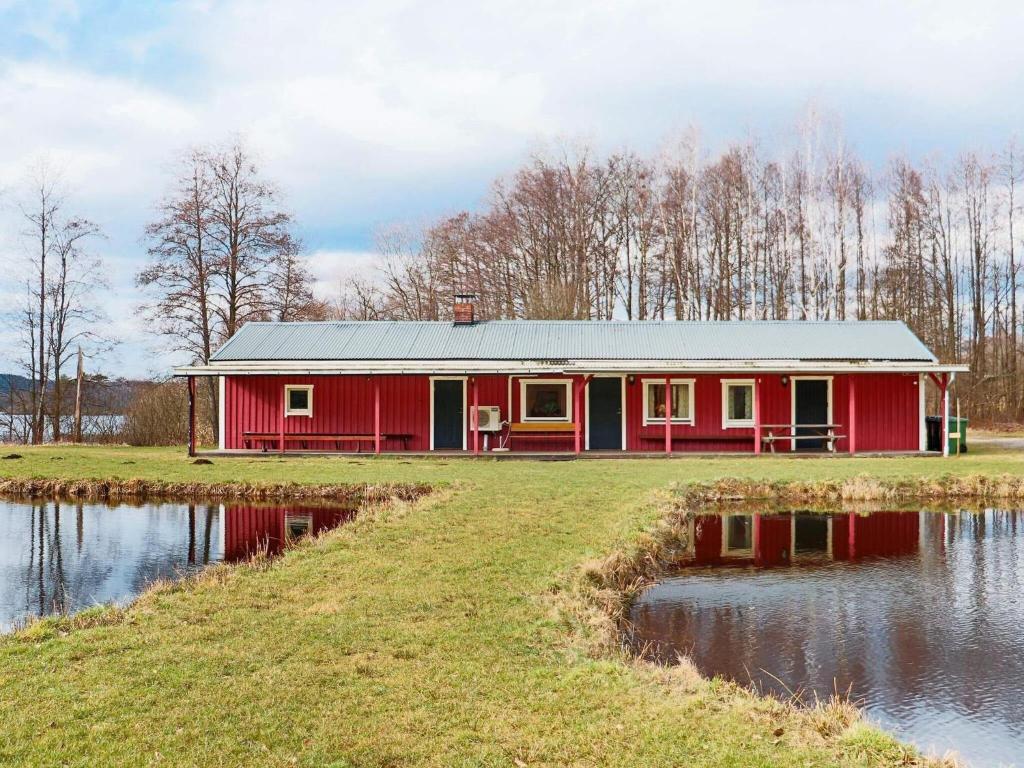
(278, 384, 285, 454)
(374, 379, 381, 455)
(573, 378, 581, 455)
(187, 375, 196, 457)
(848, 374, 857, 455)
(753, 377, 762, 456)
(472, 376, 480, 455)
(664, 375, 672, 456)
(752, 513, 762, 566)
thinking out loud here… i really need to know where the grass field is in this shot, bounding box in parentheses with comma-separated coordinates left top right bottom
(0, 444, 1020, 767)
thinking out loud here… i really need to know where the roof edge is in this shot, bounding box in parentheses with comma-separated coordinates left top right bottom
(177, 360, 969, 376)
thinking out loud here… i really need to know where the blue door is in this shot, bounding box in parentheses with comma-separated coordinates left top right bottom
(588, 377, 622, 450)
(795, 379, 829, 451)
(433, 380, 464, 450)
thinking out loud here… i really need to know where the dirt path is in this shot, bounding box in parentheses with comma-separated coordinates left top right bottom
(971, 435, 1024, 451)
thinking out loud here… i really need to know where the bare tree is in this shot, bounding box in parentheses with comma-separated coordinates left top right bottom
(19, 168, 60, 443)
(16, 166, 108, 443)
(139, 149, 219, 432)
(267, 242, 326, 320)
(46, 215, 105, 441)
(139, 140, 310, 435)
(206, 142, 297, 336)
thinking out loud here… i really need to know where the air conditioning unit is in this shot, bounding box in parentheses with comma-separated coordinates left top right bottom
(472, 406, 503, 431)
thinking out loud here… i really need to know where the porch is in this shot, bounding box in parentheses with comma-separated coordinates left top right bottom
(193, 448, 934, 459)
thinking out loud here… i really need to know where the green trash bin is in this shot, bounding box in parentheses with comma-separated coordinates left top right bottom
(950, 416, 968, 454)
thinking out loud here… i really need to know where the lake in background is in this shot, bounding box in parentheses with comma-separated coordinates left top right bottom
(0, 497, 354, 632)
(626, 509, 1024, 767)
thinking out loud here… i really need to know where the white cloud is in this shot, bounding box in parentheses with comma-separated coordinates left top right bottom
(305, 249, 379, 300)
(5, 0, 1024, 376)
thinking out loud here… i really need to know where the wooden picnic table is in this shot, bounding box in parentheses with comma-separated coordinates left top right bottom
(759, 424, 845, 453)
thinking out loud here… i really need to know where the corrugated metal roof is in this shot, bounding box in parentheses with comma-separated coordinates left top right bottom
(209, 320, 937, 363)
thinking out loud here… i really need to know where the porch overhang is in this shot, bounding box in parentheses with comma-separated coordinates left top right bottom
(173, 360, 969, 377)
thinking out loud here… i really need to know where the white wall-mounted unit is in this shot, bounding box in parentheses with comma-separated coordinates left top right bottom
(472, 406, 503, 431)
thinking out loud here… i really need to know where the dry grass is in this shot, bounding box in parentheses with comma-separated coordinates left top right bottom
(0, 476, 431, 503)
(674, 472, 1024, 505)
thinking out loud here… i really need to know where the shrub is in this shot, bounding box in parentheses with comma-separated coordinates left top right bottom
(121, 379, 214, 446)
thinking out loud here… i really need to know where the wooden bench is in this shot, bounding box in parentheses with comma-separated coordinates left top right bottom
(760, 424, 844, 453)
(637, 426, 752, 447)
(508, 422, 577, 448)
(242, 432, 414, 452)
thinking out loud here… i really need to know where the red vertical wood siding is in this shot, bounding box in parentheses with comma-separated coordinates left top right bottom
(847, 510, 920, 559)
(223, 370, 923, 452)
(222, 504, 356, 561)
(848, 373, 921, 452)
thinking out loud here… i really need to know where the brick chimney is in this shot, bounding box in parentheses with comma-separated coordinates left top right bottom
(453, 294, 476, 325)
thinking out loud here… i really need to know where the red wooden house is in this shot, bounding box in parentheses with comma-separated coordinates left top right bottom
(176, 298, 966, 456)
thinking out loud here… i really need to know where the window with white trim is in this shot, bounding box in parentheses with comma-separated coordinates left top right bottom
(284, 385, 313, 417)
(722, 514, 753, 555)
(521, 379, 572, 422)
(642, 379, 694, 425)
(721, 380, 754, 428)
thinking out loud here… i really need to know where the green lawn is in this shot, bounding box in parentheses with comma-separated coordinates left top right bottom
(0, 444, 1019, 767)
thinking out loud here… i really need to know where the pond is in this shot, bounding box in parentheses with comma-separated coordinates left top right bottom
(626, 508, 1024, 767)
(0, 497, 354, 633)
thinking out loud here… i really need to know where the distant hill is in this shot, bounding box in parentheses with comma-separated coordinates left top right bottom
(0, 373, 33, 393)
(0, 373, 148, 416)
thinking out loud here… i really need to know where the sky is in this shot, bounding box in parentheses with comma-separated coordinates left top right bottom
(2, 0, 1024, 378)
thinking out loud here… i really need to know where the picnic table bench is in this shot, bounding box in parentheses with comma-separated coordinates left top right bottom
(242, 432, 414, 452)
(759, 424, 844, 453)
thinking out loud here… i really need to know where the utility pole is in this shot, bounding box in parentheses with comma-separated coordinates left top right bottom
(73, 346, 84, 443)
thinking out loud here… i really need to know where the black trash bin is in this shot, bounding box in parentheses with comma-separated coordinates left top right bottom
(925, 416, 941, 452)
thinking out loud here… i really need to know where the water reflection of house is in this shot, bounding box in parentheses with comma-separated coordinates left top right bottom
(222, 505, 355, 561)
(688, 511, 922, 567)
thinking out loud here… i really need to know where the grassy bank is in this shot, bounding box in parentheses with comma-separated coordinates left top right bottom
(0, 445, 1020, 766)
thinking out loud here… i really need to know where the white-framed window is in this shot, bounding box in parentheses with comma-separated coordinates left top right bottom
(642, 378, 695, 425)
(520, 379, 572, 422)
(721, 379, 755, 428)
(721, 514, 754, 556)
(285, 514, 313, 540)
(284, 385, 313, 417)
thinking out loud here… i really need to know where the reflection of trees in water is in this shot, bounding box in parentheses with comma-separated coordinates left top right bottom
(23, 501, 71, 618)
(185, 504, 216, 567)
(9, 501, 221, 626)
(4, 500, 354, 630)
(123, 504, 219, 597)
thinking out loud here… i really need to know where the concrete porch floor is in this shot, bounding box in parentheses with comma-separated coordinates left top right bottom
(193, 449, 935, 460)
